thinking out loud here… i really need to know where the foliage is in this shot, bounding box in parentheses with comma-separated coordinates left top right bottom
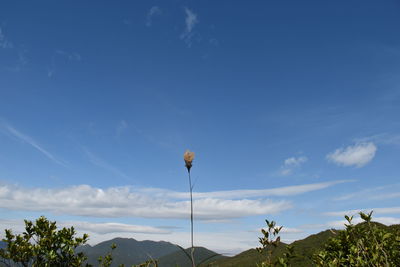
(97, 243, 117, 267)
(314, 211, 400, 266)
(131, 259, 158, 267)
(157, 246, 223, 267)
(0, 216, 89, 267)
(256, 220, 296, 267)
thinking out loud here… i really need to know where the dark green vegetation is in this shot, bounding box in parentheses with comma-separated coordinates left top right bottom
(314, 212, 400, 266)
(158, 247, 224, 267)
(211, 213, 400, 267)
(1, 214, 400, 266)
(0, 216, 89, 267)
(210, 230, 336, 267)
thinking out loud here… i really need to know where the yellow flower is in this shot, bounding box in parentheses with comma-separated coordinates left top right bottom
(184, 150, 195, 171)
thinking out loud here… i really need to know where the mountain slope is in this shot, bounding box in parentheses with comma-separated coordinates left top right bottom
(210, 243, 287, 267)
(81, 238, 180, 266)
(158, 246, 225, 267)
(213, 222, 400, 267)
(212, 229, 337, 267)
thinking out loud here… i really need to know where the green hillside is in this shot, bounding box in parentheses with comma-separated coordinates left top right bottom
(212, 222, 400, 267)
(158, 246, 225, 267)
(210, 229, 336, 267)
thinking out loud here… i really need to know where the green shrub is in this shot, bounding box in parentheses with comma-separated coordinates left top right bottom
(0, 216, 89, 267)
(314, 211, 400, 266)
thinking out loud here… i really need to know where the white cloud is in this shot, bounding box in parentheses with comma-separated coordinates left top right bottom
(0, 182, 293, 220)
(146, 6, 162, 27)
(180, 8, 199, 47)
(323, 206, 400, 217)
(60, 221, 170, 235)
(0, 121, 66, 166)
(0, 218, 169, 236)
(280, 156, 308, 176)
(0, 180, 350, 220)
(310, 217, 400, 229)
(326, 142, 377, 168)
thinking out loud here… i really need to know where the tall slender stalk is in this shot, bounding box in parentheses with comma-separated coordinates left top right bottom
(188, 169, 195, 267)
(183, 150, 196, 267)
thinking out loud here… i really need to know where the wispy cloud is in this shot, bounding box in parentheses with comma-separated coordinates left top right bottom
(47, 50, 81, 77)
(60, 221, 170, 235)
(146, 6, 162, 27)
(0, 26, 30, 72)
(55, 50, 81, 61)
(323, 206, 400, 217)
(0, 121, 65, 166)
(180, 8, 199, 47)
(326, 142, 377, 168)
(116, 120, 128, 137)
(355, 133, 400, 146)
(303, 216, 400, 231)
(5, 48, 28, 72)
(0, 218, 170, 238)
(143, 180, 353, 199)
(0, 26, 13, 49)
(83, 148, 131, 181)
(333, 184, 400, 201)
(280, 156, 308, 176)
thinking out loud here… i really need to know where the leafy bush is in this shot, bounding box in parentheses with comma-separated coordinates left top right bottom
(256, 220, 295, 267)
(0, 216, 159, 267)
(0, 216, 89, 267)
(314, 211, 400, 266)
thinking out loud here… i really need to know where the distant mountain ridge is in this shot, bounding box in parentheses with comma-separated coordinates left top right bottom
(78, 237, 181, 266)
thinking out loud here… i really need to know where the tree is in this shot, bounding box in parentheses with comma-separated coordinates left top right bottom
(0, 216, 89, 267)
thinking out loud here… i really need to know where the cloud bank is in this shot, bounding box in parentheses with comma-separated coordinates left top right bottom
(0, 180, 349, 220)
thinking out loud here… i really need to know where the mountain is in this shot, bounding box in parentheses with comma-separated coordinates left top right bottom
(0, 241, 6, 249)
(210, 243, 288, 267)
(80, 238, 180, 266)
(158, 246, 225, 267)
(211, 229, 337, 267)
(211, 229, 340, 267)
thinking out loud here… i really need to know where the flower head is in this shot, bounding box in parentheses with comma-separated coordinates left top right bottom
(184, 150, 195, 172)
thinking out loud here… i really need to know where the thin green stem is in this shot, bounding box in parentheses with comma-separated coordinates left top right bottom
(188, 170, 195, 267)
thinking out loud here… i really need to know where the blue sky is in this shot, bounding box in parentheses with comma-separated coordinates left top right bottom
(0, 0, 400, 255)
